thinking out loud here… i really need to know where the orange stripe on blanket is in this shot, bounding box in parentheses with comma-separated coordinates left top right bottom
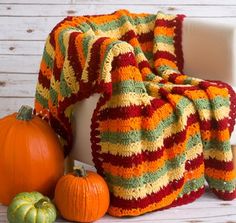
(99, 103, 173, 132)
(40, 60, 52, 79)
(140, 41, 153, 51)
(184, 89, 209, 100)
(154, 27, 175, 37)
(141, 67, 155, 77)
(100, 38, 118, 62)
(83, 9, 143, 25)
(129, 38, 142, 47)
(185, 164, 205, 182)
(111, 66, 143, 82)
(154, 58, 178, 70)
(102, 156, 166, 179)
(34, 102, 50, 118)
(207, 86, 230, 98)
(205, 167, 236, 181)
(201, 129, 230, 142)
(75, 34, 86, 67)
(175, 75, 189, 84)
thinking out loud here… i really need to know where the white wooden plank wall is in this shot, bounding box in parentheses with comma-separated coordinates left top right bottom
(0, 0, 236, 117)
(0, 1, 236, 222)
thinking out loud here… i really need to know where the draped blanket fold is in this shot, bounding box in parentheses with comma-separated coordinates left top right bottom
(34, 10, 236, 216)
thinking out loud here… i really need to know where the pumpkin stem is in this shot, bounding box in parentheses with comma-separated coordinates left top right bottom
(34, 198, 50, 209)
(74, 165, 87, 177)
(16, 105, 33, 121)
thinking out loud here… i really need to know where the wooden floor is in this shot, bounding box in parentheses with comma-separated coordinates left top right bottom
(1, 187, 236, 223)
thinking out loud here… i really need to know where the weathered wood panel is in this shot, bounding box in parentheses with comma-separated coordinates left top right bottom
(0, 17, 59, 41)
(0, 40, 45, 55)
(1, 0, 236, 5)
(0, 55, 41, 73)
(0, 73, 37, 97)
(1, 4, 236, 17)
(1, 17, 236, 41)
(0, 97, 34, 118)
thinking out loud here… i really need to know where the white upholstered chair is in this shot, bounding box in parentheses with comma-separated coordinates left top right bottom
(66, 18, 236, 170)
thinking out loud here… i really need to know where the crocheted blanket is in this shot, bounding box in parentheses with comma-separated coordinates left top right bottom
(34, 10, 236, 216)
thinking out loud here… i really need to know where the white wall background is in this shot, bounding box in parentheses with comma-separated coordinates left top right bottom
(0, 0, 236, 117)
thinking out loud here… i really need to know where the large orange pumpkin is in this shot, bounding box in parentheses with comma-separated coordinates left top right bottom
(54, 166, 110, 222)
(0, 105, 64, 205)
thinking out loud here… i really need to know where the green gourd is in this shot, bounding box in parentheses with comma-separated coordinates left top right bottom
(7, 192, 57, 223)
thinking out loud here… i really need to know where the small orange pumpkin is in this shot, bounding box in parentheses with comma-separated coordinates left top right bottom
(54, 166, 110, 222)
(0, 105, 64, 205)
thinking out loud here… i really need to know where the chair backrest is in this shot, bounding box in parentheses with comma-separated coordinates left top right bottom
(71, 18, 236, 164)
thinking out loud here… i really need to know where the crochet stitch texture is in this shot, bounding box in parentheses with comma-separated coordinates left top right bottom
(34, 10, 236, 216)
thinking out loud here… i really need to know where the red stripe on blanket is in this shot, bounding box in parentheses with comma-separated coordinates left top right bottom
(211, 188, 236, 201)
(99, 114, 199, 167)
(110, 177, 185, 210)
(204, 158, 234, 171)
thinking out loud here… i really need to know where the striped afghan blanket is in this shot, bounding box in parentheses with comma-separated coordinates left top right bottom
(34, 10, 236, 216)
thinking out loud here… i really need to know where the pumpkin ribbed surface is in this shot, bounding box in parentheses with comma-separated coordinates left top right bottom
(54, 168, 110, 222)
(0, 106, 64, 205)
(7, 192, 57, 223)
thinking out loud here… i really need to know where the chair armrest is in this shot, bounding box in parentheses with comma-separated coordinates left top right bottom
(71, 95, 99, 165)
(182, 18, 236, 86)
(182, 18, 236, 145)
